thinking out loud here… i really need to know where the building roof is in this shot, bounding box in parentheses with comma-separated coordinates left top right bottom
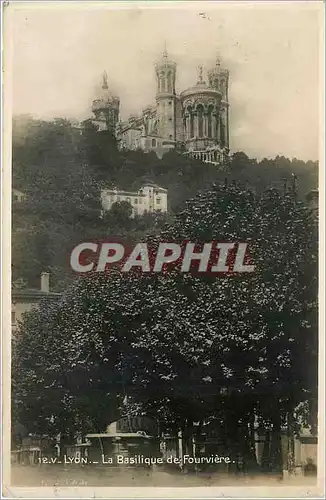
(86, 432, 153, 439)
(12, 188, 25, 196)
(180, 85, 221, 101)
(12, 288, 61, 301)
(102, 183, 167, 196)
(142, 183, 168, 192)
(102, 189, 146, 197)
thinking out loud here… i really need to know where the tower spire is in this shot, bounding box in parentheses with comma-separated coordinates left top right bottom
(163, 40, 168, 60)
(102, 70, 108, 90)
(215, 51, 221, 71)
(197, 65, 205, 85)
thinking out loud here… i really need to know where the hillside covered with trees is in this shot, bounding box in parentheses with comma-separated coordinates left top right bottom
(12, 115, 318, 474)
(12, 115, 318, 291)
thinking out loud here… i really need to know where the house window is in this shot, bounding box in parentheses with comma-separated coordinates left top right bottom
(169, 135, 173, 139)
(117, 196, 121, 201)
(169, 101, 172, 105)
(169, 117, 172, 121)
(14, 195, 18, 201)
(134, 198, 138, 204)
(139, 198, 142, 204)
(152, 139, 156, 147)
(156, 198, 161, 205)
(12, 311, 16, 324)
(127, 197, 131, 203)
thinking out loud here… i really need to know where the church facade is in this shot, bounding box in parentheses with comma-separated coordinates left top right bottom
(92, 49, 230, 165)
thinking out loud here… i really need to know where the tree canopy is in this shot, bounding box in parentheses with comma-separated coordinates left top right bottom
(13, 182, 318, 473)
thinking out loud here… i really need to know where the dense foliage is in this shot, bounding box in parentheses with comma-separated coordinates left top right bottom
(12, 115, 317, 290)
(12, 180, 318, 471)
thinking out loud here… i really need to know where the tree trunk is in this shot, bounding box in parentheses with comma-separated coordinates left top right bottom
(194, 420, 203, 471)
(287, 411, 295, 475)
(182, 418, 195, 472)
(242, 415, 259, 473)
(270, 411, 283, 476)
(261, 430, 271, 472)
(225, 414, 239, 473)
(187, 419, 194, 458)
(195, 420, 203, 457)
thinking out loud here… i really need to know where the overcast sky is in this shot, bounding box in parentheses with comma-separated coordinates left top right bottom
(7, 1, 322, 160)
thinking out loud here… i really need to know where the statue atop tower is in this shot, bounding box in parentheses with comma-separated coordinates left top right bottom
(102, 70, 109, 90)
(91, 71, 120, 132)
(196, 65, 207, 87)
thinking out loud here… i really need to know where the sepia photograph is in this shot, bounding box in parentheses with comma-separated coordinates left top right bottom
(1, 1, 324, 498)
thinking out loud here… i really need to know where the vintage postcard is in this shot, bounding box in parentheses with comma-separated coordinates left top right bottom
(1, 1, 324, 498)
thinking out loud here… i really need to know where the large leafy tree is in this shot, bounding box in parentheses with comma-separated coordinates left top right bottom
(123, 183, 317, 470)
(13, 182, 317, 474)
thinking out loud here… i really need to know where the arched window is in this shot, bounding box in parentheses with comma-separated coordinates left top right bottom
(207, 105, 214, 138)
(197, 105, 204, 138)
(160, 72, 166, 92)
(185, 106, 192, 139)
(188, 106, 194, 138)
(167, 71, 172, 93)
(220, 116, 225, 145)
(190, 116, 194, 138)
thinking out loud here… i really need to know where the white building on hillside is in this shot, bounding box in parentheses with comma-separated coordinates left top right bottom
(101, 183, 168, 218)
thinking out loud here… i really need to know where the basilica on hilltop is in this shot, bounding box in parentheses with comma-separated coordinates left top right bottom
(91, 48, 230, 165)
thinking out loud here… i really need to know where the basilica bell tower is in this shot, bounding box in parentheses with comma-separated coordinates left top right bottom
(155, 46, 177, 142)
(207, 56, 230, 149)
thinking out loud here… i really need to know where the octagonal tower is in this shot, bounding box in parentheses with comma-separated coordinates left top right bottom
(207, 55, 230, 149)
(180, 66, 222, 152)
(155, 46, 178, 142)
